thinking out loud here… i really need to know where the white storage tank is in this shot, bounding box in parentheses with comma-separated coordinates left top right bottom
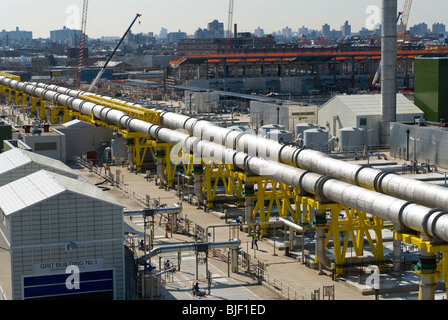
(267, 129, 293, 144)
(295, 123, 318, 138)
(228, 125, 256, 135)
(258, 124, 285, 138)
(339, 127, 365, 152)
(303, 128, 329, 152)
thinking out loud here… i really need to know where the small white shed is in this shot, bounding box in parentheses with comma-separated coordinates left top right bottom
(317, 93, 423, 147)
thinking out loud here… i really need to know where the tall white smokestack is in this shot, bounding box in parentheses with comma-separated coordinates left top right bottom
(380, 0, 397, 146)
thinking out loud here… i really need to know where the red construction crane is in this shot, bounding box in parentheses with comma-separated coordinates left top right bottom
(76, 0, 89, 88)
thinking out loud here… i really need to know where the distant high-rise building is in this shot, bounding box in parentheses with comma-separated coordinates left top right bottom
(410, 23, 429, 36)
(254, 27, 265, 37)
(341, 21, 351, 37)
(358, 27, 374, 37)
(432, 23, 446, 35)
(195, 20, 224, 39)
(167, 31, 187, 43)
(322, 24, 331, 39)
(50, 26, 81, 45)
(159, 27, 168, 39)
(282, 26, 293, 39)
(298, 26, 309, 37)
(207, 20, 224, 38)
(0, 27, 33, 45)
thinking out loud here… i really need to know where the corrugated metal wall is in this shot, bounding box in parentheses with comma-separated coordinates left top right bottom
(390, 122, 448, 168)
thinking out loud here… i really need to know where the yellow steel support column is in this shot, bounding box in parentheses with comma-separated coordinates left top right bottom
(39, 101, 47, 120)
(203, 162, 224, 209)
(307, 198, 385, 275)
(395, 233, 448, 300)
(0, 85, 5, 99)
(228, 168, 245, 206)
(153, 142, 174, 188)
(438, 252, 448, 300)
(122, 133, 148, 172)
(239, 174, 301, 236)
(30, 97, 43, 118)
(164, 144, 175, 188)
(48, 105, 68, 124)
(7, 89, 14, 104)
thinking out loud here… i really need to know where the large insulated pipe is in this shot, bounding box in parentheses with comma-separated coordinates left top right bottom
(159, 111, 448, 213)
(25, 81, 448, 213)
(380, 0, 397, 146)
(4, 77, 448, 243)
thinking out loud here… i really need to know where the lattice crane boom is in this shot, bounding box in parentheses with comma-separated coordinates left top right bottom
(76, 0, 89, 88)
(397, 0, 412, 50)
(226, 0, 234, 54)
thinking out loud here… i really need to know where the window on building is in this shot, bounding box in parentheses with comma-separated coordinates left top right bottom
(34, 142, 57, 151)
(359, 118, 367, 126)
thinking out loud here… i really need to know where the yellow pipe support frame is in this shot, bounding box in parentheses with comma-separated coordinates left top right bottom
(228, 171, 301, 236)
(203, 162, 237, 209)
(0, 72, 20, 81)
(121, 132, 151, 173)
(152, 141, 175, 188)
(171, 150, 194, 180)
(309, 199, 385, 275)
(30, 97, 43, 117)
(395, 232, 448, 300)
(79, 94, 161, 125)
(227, 168, 245, 206)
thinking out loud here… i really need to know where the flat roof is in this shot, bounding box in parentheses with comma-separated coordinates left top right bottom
(171, 85, 282, 103)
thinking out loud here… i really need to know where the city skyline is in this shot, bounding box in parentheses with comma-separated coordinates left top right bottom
(1, 0, 448, 39)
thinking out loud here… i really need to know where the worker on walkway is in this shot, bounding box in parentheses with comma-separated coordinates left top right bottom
(194, 282, 200, 293)
(251, 231, 258, 250)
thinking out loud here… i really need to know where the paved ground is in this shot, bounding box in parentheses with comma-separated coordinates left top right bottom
(70, 162, 447, 301)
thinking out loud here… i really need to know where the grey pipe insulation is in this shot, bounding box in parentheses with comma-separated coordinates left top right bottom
(148, 238, 241, 258)
(2, 76, 448, 243)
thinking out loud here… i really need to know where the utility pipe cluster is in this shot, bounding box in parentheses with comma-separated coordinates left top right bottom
(26, 81, 448, 214)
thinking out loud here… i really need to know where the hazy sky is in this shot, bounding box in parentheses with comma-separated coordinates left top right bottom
(1, 0, 447, 39)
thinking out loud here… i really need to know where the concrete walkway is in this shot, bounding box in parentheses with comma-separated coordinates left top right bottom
(71, 163, 444, 300)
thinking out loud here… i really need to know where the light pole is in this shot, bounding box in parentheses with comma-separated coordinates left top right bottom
(406, 128, 410, 161)
(364, 128, 374, 165)
(410, 136, 421, 172)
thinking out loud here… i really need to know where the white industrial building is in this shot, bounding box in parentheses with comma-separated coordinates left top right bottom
(250, 101, 318, 133)
(15, 123, 67, 163)
(318, 93, 424, 147)
(183, 90, 220, 114)
(0, 148, 79, 186)
(55, 119, 115, 163)
(0, 169, 125, 300)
